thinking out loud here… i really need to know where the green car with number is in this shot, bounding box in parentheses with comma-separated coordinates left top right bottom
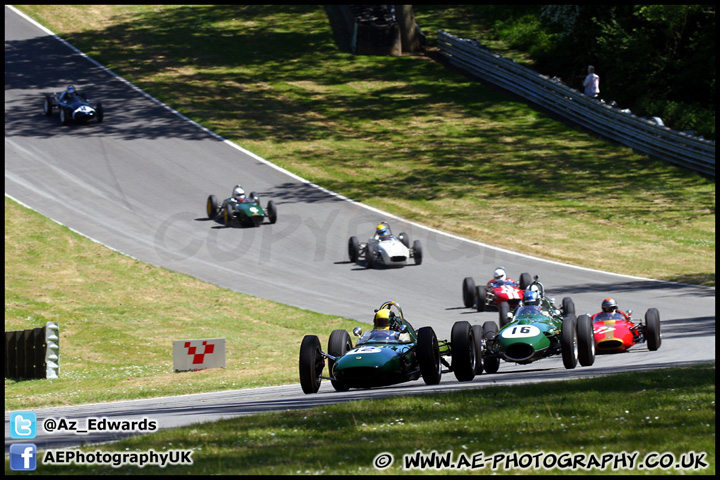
(206, 185, 277, 228)
(480, 276, 595, 373)
(299, 301, 483, 393)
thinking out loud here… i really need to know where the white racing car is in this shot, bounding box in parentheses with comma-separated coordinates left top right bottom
(348, 222, 422, 268)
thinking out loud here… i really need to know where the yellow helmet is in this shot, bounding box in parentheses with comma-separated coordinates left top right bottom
(376, 223, 388, 236)
(373, 308, 391, 329)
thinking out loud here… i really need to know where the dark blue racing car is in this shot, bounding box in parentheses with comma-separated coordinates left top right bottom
(43, 85, 104, 125)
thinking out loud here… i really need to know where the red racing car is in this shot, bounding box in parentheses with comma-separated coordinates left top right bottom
(583, 298, 661, 353)
(462, 267, 532, 325)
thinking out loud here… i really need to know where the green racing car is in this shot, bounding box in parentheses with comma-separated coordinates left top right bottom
(480, 276, 595, 373)
(206, 184, 277, 228)
(299, 301, 484, 393)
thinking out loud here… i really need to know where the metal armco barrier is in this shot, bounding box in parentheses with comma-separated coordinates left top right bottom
(437, 30, 715, 177)
(5, 322, 59, 380)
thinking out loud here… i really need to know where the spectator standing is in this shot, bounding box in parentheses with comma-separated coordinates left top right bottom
(583, 65, 600, 98)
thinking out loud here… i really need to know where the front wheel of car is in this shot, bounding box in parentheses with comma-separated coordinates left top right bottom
(576, 314, 595, 366)
(498, 301, 511, 327)
(412, 240, 423, 265)
(475, 285, 487, 312)
(60, 108, 69, 125)
(299, 335, 324, 394)
(645, 308, 661, 351)
(328, 330, 352, 392)
(417, 327, 442, 385)
(451, 321, 476, 382)
(223, 206, 233, 226)
(471, 324, 484, 374)
(266, 200, 277, 224)
(348, 236, 360, 263)
(96, 102, 104, 123)
(43, 95, 53, 116)
(462, 277, 476, 309)
(481, 321, 500, 374)
(206, 195, 218, 220)
(561, 314, 578, 369)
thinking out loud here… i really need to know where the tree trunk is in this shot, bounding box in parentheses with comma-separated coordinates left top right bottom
(395, 5, 422, 52)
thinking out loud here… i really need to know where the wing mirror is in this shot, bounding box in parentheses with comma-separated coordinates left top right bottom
(352, 327, 363, 337)
(626, 309, 632, 317)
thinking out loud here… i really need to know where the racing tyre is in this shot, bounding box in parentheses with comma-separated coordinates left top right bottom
(471, 324, 484, 374)
(299, 335, 324, 394)
(398, 232, 410, 248)
(519, 273, 532, 290)
(645, 308, 661, 351)
(412, 240, 423, 265)
(417, 327, 442, 385)
(249, 191, 259, 204)
(576, 314, 595, 366)
(96, 102, 104, 123)
(43, 95, 53, 116)
(451, 321, 476, 382)
(482, 321, 500, 374)
(475, 285, 487, 312)
(462, 277, 476, 308)
(562, 297, 576, 316)
(365, 248, 374, 269)
(328, 330, 352, 392)
(561, 314, 578, 369)
(348, 236, 360, 263)
(266, 200, 277, 224)
(498, 301, 511, 327)
(60, 107, 69, 125)
(206, 195, 218, 219)
(223, 205, 234, 226)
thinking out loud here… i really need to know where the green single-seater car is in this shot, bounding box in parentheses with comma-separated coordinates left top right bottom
(206, 185, 277, 228)
(481, 276, 595, 373)
(299, 301, 485, 394)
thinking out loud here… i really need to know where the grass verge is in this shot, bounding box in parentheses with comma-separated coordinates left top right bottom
(6, 364, 715, 475)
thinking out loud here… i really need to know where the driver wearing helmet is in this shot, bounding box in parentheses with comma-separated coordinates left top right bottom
(372, 308, 411, 343)
(591, 298, 630, 321)
(520, 289, 548, 316)
(375, 223, 393, 241)
(229, 185, 248, 203)
(487, 266, 517, 289)
(59, 85, 78, 103)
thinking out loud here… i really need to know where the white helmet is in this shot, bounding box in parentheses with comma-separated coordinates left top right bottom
(232, 185, 245, 199)
(493, 267, 506, 281)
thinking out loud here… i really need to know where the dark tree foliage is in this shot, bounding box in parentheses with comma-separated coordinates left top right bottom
(536, 5, 715, 138)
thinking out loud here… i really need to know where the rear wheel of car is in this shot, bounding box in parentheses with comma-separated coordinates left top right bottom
(475, 285, 487, 312)
(43, 95, 53, 116)
(561, 314, 578, 369)
(96, 102, 104, 123)
(576, 314, 595, 366)
(498, 301, 511, 327)
(645, 308, 661, 351)
(328, 330, 352, 392)
(299, 335, 324, 394)
(417, 327, 442, 385)
(451, 321, 476, 382)
(481, 321, 500, 374)
(206, 195, 218, 219)
(462, 277, 476, 308)
(472, 324, 484, 374)
(412, 240, 423, 265)
(348, 236, 360, 262)
(266, 200, 277, 224)
(562, 297, 575, 316)
(519, 273, 532, 290)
